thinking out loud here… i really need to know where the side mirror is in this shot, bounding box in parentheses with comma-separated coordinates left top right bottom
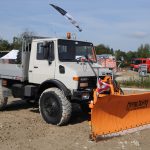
(48, 41, 54, 65)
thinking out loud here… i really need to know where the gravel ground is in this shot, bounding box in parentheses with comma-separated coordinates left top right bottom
(115, 69, 141, 81)
(0, 70, 150, 150)
(0, 93, 150, 150)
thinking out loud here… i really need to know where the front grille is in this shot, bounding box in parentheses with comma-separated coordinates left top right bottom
(88, 77, 97, 89)
(79, 76, 108, 89)
(78, 76, 107, 90)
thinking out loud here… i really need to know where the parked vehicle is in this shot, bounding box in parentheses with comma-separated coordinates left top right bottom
(96, 54, 117, 71)
(130, 58, 150, 72)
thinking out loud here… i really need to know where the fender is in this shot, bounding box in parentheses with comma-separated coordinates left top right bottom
(36, 79, 71, 100)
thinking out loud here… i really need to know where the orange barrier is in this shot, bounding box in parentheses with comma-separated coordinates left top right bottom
(90, 92, 150, 140)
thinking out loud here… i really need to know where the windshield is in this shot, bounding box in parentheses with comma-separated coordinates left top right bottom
(58, 39, 96, 62)
(134, 60, 142, 65)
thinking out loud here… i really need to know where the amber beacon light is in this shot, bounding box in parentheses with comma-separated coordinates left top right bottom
(67, 32, 71, 39)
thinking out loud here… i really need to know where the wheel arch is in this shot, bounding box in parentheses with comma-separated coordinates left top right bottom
(35, 79, 71, 101)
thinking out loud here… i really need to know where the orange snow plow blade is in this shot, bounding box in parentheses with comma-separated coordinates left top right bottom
(90, 92, 150, 141)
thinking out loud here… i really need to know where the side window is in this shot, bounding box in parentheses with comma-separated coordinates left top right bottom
(37, 43, 45, 60)
(37, 42, 54, 60)
(58, 45, 75, 60)
(23, 43, 31, 52)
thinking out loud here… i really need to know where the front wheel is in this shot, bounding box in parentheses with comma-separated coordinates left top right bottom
(39, 88, 72, 126)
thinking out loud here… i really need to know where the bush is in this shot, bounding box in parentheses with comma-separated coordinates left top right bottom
(119, 77, 150, 89)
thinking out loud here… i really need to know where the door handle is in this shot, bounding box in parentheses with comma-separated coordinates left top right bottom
(34, 66, 38, 68)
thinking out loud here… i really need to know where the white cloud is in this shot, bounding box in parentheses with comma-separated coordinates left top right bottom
(130, 32, 149, 39)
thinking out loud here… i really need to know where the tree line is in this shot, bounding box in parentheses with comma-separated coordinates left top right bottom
(0, 30, 35, 51)
(0, 31, 150, 66)
(95, 44, 150, 66)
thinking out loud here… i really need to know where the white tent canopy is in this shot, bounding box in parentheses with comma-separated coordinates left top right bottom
(0, 50, 19, 59)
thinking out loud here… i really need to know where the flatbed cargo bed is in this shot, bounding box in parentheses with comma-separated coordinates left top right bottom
(0, 63, 25, 81)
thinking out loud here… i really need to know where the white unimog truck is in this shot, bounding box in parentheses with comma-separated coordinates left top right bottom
(0, 36, 112, 125)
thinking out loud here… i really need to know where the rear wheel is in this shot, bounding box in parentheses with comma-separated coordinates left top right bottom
(0, 84, 8, 110)
(39, 88, 72, 126)
(0, 96, 8, 111)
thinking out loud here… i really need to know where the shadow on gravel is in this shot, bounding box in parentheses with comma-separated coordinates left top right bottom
(30, 108, 39, 113)
(69, 103, 89, 125)
(4, 100, 34, 111)
(29, 104, 89, 125)
(4, 100, 89, 125)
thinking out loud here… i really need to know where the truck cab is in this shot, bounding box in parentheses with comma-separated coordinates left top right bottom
(130, 58, 147, 71)
(28, 38, 112, 101)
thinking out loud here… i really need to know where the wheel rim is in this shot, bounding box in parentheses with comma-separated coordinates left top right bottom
(42, 93, 62, 124)
(44, 97, 60, 117)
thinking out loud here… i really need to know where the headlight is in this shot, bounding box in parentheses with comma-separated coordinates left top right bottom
(79, 77, 89, 88)
(80, 82, 88, 88)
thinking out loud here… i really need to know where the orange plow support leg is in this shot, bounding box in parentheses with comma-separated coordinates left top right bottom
(90, 92, 150, 140)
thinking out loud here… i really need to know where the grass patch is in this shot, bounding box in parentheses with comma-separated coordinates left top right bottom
(118, 76, 150, 89)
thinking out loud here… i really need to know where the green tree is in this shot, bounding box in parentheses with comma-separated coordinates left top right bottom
(10, 37, 22, 50)
(114, 49, 127, 67)
(0, 39, 11, 51)
(137, 44, 150, 58)
(126, 51, 137, 65)
(95, 44, 114, 55)
(11, 29, 36, 50)
(114, 49, 127, 60)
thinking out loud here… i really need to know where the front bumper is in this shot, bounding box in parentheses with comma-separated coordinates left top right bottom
(71, 89, 93, 103)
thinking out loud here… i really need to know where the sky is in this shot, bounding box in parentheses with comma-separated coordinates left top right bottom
(0, 0, 150, 51)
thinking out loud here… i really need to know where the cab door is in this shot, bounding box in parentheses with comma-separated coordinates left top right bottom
(29, 41, 55, 84)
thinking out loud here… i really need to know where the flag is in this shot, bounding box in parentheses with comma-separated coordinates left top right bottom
(97, 78, 110, 93)
(50, 4, 82, 32)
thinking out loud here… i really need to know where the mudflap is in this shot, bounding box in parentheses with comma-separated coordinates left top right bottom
(90, 92, 150, 141)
